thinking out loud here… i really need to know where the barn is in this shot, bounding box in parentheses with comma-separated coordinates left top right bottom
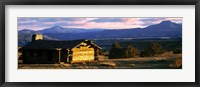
(22, 34, 102, 64)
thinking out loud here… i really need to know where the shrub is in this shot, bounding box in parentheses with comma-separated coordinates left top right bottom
(140, 43, 162, 57)
(169, 57, 182, 68)
(160, 51, 174, 57)
(109, 43, 138, 59)
(173, 48, 182, 54)
(123, 45, 138, 58)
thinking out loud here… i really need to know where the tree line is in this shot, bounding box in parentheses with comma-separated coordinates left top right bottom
(108, 42, 181, 59)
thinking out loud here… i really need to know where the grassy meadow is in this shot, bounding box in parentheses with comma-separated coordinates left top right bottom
(18, 38, 182, 69)
(18, 54, 182, 69)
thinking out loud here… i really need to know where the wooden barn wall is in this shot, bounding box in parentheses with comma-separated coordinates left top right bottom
(22, 49, 60, 64)
(71, 46, 94, 62)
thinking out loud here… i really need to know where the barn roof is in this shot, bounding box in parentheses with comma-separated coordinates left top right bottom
(22, 40, 102, 50)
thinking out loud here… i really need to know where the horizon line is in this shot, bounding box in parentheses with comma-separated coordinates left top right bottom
(18, 20, 182, 31)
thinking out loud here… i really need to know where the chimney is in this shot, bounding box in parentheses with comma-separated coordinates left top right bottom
(32, 34, 43, 42)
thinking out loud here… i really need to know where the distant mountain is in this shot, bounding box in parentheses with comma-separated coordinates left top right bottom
(18, 29, 57, 46)
(39, 26, 68, 33)
(145, 20, 181, 29)
(18, 20, 182, 46)
(38, 26, 103, 34)
(18, 29, 37, 34)
(75, 20, 182, 39)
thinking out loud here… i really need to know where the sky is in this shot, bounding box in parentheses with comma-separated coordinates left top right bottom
(18, 17, 182, 30)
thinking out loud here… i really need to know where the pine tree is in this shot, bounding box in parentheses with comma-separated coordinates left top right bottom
(109, 42, 123, 59)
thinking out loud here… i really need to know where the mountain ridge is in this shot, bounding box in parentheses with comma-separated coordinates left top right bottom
(18, 20, 182, 46)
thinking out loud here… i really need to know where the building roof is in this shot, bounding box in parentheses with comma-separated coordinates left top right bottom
(22, 40, 102, 50)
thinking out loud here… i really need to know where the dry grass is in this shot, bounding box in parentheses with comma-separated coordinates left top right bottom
(169, 56, 182, 68)
(18, 60, 23, 64)
(160, 51, 174, 58)
(18, 54, 182, 69)
(99, 62, 117, 67)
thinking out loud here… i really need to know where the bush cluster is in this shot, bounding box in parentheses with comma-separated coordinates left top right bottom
(140, 43, 162, 57)
(109, 42, 137, 59)
(109, 42, 164, 59)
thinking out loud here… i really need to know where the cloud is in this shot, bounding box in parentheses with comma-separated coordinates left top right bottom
(67, 21, 145, 29)
(18, 17, 182, 30)
(18, 17, 91, 30)
(139, 17, 182, 26)
(91, 18, 122, 23)
(69, 18, 99, 25)
(164, 18, 182, 23)
(18, 25, 49, 30)
(18, 20, 37, 24)
(121, 18, 143, 24)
